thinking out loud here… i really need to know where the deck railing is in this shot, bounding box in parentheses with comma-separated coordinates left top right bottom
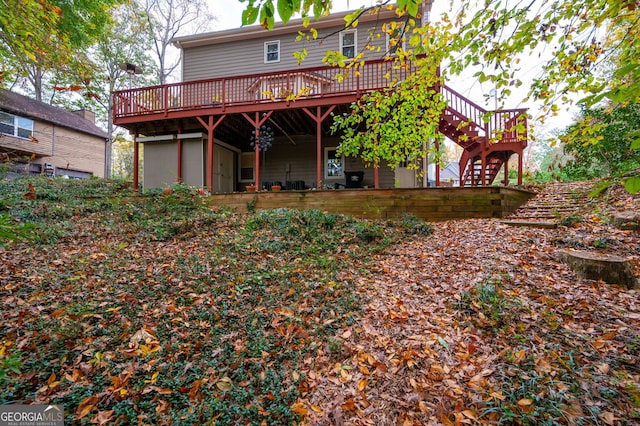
(113, 59, 527, 148)
(113, 58, 419, 119)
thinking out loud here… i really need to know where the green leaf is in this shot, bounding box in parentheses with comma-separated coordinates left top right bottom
(623, 176, 640, 195)
(242, 6, 259, 26)
(277, 0, 296, 24)
(437, 336, 449, 349)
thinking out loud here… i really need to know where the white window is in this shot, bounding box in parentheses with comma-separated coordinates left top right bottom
(0, 111, 33, 139)
(324, 147, 344, 179)
(340, 30, 357, 59)
(264, 40, 280, 63)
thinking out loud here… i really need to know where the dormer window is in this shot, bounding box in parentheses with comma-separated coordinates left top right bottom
(340, 30, 356, 59)
(264, 41, 280, 63)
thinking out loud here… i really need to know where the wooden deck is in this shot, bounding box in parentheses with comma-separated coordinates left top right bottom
(206, 187, 535, 221)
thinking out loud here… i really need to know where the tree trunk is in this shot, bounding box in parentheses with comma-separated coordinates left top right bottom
(611, 211, 640, 231)
(560, 249, 638, 289)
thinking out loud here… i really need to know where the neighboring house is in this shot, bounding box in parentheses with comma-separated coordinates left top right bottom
(112, 5, 527, 192)
(0, 89, 108, 179)
(427, 162, 460, 187)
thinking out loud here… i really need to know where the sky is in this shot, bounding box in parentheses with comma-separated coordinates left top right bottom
(208, 1, 378, 32)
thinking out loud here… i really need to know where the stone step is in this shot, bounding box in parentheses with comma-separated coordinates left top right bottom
(502, 220, 558, 229)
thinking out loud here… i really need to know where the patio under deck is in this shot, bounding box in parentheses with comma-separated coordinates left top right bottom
(206, 186, 535, 221)
(113, 57, 528, 192)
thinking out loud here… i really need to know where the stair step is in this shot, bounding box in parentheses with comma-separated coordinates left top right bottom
(502, 220, 558, 229)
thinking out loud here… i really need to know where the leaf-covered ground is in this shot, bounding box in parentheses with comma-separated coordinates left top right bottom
(0, 177, 639, 425)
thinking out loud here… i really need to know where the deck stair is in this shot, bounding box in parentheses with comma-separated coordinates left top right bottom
(439, 85, 528, 186)
(502, 181, 592, 227)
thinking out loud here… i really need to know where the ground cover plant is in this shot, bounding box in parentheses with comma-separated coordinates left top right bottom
(0, 177, 401, 424)
(0, 177, 639, 425)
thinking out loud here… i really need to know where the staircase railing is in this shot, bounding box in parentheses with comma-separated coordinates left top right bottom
(440, 85, 489, 137)
(441, 85, 528, 186)
(440, 85, 527, 147)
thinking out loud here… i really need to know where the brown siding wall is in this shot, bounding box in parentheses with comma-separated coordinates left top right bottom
(44, 126, 105, 177)
(1, 120, 54, 157)
(1, 121, 105, 177)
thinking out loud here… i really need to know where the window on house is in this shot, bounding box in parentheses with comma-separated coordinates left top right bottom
(340, 30, 356, 59)
(55, 167, 93, 179)
(0, 111, 34, 139)
(240, 152, 255, 181)
(264, 41, 280, 63)
(324, 147, 344, 179)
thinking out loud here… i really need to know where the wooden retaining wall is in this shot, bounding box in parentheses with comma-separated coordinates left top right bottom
(207, 187, 535, 221)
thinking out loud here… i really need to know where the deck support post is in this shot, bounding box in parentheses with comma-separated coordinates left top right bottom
(435, 138, 441, 187)
(503, 153, 509, 186)
(517, 151, 523, 185)
(374, 164, 379, 188)
(303, 105, 336, 189)
(197, 115, 227, 192)
(470, 159, 476, 186)
(480, 152, 487, 186)
(133, 129, 139, 193)
(242, 111, 273, 190)
(177, 124, 182, 183)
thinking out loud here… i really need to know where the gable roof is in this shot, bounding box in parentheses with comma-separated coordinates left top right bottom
(0, 89, 108, 139)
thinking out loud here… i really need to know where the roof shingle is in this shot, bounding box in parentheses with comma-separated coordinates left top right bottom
(0, 89, 108, 139)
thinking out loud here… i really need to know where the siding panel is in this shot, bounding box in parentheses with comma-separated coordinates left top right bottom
(183, 18, 401, 82)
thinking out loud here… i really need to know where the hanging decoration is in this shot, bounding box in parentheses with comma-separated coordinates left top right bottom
(249, 125, 275, 152)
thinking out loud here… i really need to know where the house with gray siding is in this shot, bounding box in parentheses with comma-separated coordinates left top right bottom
(0, 89, 108, 178)
(112, 4, 527, 192)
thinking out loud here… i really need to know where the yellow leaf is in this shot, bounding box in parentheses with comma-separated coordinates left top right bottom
(358, 378, 368, 391)
(490, 391, 506, 401)
(517, 398, 534, 413)
(76, 395, 99, 419)
(140, 344, 161, 356)
(216, 376, 232, 391)
(292, 402, 308, 415)
(462, 409, 477, 420)
(47, 372, 57, 386)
